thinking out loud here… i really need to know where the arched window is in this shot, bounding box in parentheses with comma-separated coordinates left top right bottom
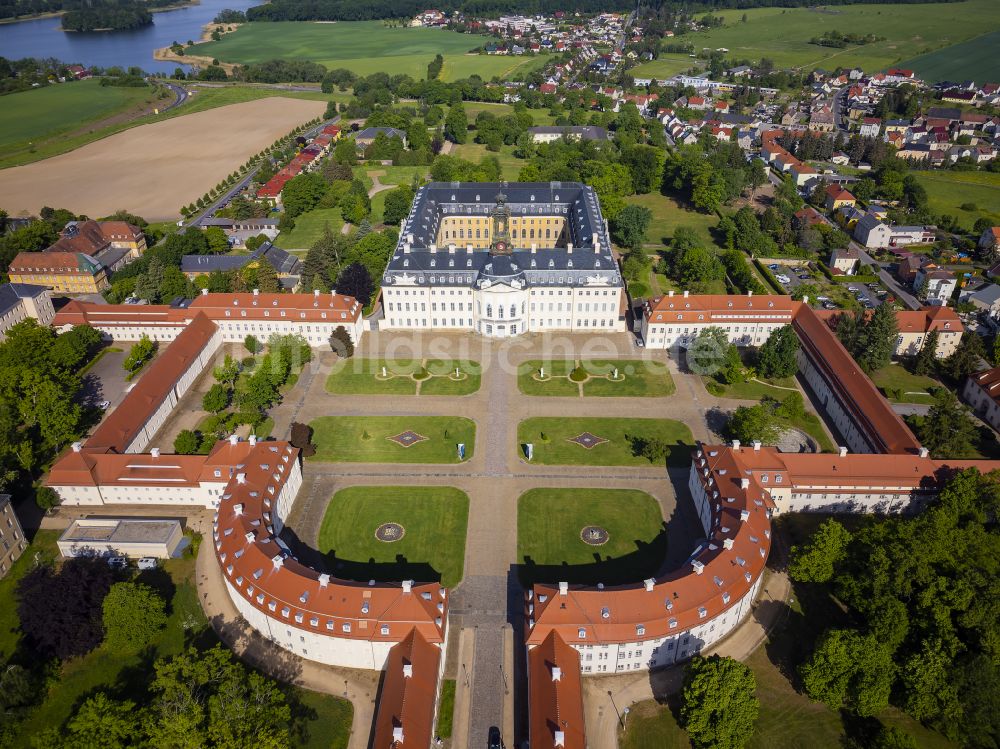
(546, 228, 551, 239)
(530, 229, 535, 239)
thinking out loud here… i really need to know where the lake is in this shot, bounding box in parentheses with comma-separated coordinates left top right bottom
(0, 0, 261, 74)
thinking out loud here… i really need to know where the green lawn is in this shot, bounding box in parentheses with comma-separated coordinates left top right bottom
(629, 55, 701, 80)
(0, 82, 332, 169)
(274, 207, 344, 250)
(295, 690, 354, 749)
(0, 79, 152, 155)
(437, 679, 457, 738)
(309, 416, 476, 463)
(449, 142, 523, 180)
(679, 0, 1000, 72)
(901, 28, 1000, 83)
(517, 488, 666, 585)
(518, 359, 676, 397)
(871, 363, 941, 405)
(518, 417, 693, 466)
(624, 193, 722, 249)
(190, 21, 544, 81)
(325, 358, 481, 396)
(706, 375, 799, 401)
(912, 170, 1000, 233)
(317, 486, 469, 586)
(367, 165, 430, 186)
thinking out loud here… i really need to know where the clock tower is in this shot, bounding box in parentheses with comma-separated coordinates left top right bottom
(489, 190, 513, 255)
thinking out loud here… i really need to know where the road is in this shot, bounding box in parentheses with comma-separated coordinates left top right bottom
(185, 114, 340, 228)
(157, 79, 188, 111)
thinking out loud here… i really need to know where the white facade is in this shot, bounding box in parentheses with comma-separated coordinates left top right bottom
(0, 284, 55, 341)
(51, 476, 228, 508)
(57, 518, 184, 558)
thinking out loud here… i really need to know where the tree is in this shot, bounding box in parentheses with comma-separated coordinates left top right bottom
(382, 184, 414, 227)
(610, 204, 652, 251)
(900, 638, 963, 724)
(856, 301, 898, 373)
(174, 429, 200, 455)
(727, 404, 780, 445)
(133, 257, 165, 302)
(674, 246, 724, 292)
(202, 384, 229, 414)
(35, 485, 61, 511)
(799, 629, 894, 717)
(945, 331, 985, 381)
(680, 655, 759, 749)
(688, 328, 731, 376)
(213, 354, 241, 389)
(918, 389, 977, 458)
(122, 336, 155, 375)
(444, 103, 468, 144)
(16, 556, 114, 659)
(913, 329, 939, 376)
(102, 581, 167, 652)
(52, 692, 143, 749)
(289, 421, 316, 458)
(756, 325, 799, 379)
(281, 172, 327, 219)
(335, 263, 374, 306)
(49, 325, 103, 372)
(329, 326, 354, 358)
(349, 230, 395, 281)
(204, 226, 230, 254)
(244, 335, 262, 354)
(250, 259, 281, 294)
(788, 519, 851, 583)
(747, 159, 767, 198)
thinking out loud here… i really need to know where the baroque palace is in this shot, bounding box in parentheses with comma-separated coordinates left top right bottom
(42, 184, 1000, 749)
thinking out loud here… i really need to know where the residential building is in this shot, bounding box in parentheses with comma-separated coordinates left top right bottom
(528, 631, 586, 748)
(859, 117, 881, 137)
(355, 127, 408, 150)
(49, 220, 146, 273)
(914, 268, 956, 304)
(180, 242, 301, 289)
(199, 217, 280, 249)
(854, 215, 935, 249)
(527, 126, 610, 143)
(0, 282, 54, 340)
(380, 183, 625, 338)
(824, 185, 856, 211)
(979, 226, 1000, 256)
(894, 306, 963, 357)
(965, 283, 1000, 318)
(371, 628, 444, 749)
(7, 251, 108, 293)
(963, 368, 1000, 433)
(0, 495, 26, 578)
(829, 247, 860, 275)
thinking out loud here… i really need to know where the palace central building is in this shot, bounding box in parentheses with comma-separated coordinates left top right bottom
(380, 182, 626, 337)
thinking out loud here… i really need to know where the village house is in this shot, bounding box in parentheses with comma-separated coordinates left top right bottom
(824, 185, 856, 211)
(829, 247, 860, 275)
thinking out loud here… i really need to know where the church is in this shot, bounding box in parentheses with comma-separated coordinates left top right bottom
(380, 182, 626, 337)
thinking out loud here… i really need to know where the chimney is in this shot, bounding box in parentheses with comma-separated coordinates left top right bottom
(531, 244, 537, 253)
(558, 581, 568, 596)
(740, 509, 751, 521)
(668, 290, 674, 297)
(691, 560, 704, 575)
(594, 239, 601, 252)
(554, 730, 566, 747)
(567, 243, 573, 254)
(429, 243, 437, 253)
(551, 666, 562, 681)
(403, 243, 411, 254)
(253, 288, 259, 296)
(314, 289, 320, 297)
(402, 663, 413, 679)
(150, 447, 161, 458)
(748, 290, 753, 297)
(402, 580, 413, 593)
(249, 434, 257, 446)
(406, 233, 414, 243)
(740, 478, 750, 489)
(683, 290, 689, 298)
(236, 473, 246, 485)
(644, 578, 655, 592)
(201, 287, 209, 296)
(919, 446, 929, 458)
(838, 446, 848, 457)
(229, 434, 239, 446)
(71, 441, 82, 452)
(723, 538, 734, 550)
(731, 439, 741, 449)
(392, 727, 404, 744)
(752, 441, 761, 451)
(802, 295, 810, 305)
(318, 573, 330, 587)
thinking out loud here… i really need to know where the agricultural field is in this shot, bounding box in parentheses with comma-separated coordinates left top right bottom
(901, 28, 1000, 83)
(912, 170, 1000, 232)
(684, 0, 1000, 72)
(190, 21, 546, 81)
(317, 486, 470, 587)
(517, 488, 666, 585)
(0, 97, 326, 221)
(0, 79, 153, 163)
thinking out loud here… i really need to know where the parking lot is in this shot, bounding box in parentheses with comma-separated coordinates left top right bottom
(769, 262, 889, 310)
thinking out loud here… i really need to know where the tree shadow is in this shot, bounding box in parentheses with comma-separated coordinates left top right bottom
(134, 567, 177, 615)
(280, 525, 442, 585)
(704, 406, 731, 438)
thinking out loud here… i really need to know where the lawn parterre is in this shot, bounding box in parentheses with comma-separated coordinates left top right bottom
(517, 488, 666, 585)
(317, 486, 470, 587)
(309, 416, 476, 463)
(325, 358, 482, 396)
(190, 21, 544, 81)
(518, 359, 676, 397)
(518, 417, 693, 466)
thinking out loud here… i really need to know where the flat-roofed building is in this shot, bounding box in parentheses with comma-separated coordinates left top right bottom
(57, 518, 183, 558)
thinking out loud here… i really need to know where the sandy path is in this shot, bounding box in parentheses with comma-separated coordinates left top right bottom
(0, 97, 326, 221)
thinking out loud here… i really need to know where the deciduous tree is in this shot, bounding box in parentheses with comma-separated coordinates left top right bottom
(680, 655, 759, 749)
(102, 581, 167, 652)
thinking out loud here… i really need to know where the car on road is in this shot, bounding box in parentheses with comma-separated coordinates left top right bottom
(488, 727, 502, 749)
(98, 400, 111, 410)
(107, 556, 128, 569)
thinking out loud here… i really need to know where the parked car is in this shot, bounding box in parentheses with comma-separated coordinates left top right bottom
(823, 302, 838, 310)
(768, 263, 779, 270)
(848, 286, 859, 292)
(107, 556, 128, 569)
(98, 400, 111, 410)
(137, 557, 158, 571)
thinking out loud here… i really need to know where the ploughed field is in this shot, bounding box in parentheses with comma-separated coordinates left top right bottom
(0, 97, 326, 221)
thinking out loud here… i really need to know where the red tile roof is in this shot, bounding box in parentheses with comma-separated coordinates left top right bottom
(371, 628, 442, 749)
(529, 631, 586, 749)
